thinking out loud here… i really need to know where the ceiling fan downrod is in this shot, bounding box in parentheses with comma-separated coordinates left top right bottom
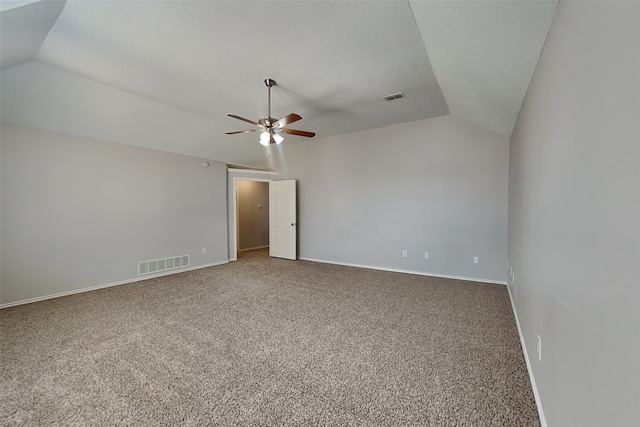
(265, 78, 276, 124)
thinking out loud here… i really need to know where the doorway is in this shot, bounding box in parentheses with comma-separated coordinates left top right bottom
(234, 179, 270, 259)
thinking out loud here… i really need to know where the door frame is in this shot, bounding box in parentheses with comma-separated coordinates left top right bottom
(230, 176, 273, 261)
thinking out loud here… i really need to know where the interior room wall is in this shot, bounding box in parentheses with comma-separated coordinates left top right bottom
(507, 2, 640, 426)
(1, 122, 229, 307)
(237, 180, 269, 251)
(275, 114, 510, 283)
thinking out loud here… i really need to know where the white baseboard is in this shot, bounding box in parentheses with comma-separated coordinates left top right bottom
(238, 245, 269, 252)
(507, 285, 547, 427)
(0, 260, 228, 309)
(299, 257, 507, 285)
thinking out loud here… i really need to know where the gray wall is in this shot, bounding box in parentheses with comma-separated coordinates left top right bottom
(1, 122, 229, 306)
(276, 115, 509, 283)
(237, 180, 269, 251)
(508, 2, 640, 426)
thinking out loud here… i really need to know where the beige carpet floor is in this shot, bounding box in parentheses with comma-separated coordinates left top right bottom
(1, 249, 539, 426)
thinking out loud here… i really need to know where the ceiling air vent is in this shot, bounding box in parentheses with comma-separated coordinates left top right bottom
(382, 92, 405, 101)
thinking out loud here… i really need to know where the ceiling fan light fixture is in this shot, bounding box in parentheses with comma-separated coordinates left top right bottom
(259, 131, 270, 146)
(273, 131, 284, 145)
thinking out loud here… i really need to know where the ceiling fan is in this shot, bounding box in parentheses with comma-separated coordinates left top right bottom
(226, 78, 315, 146)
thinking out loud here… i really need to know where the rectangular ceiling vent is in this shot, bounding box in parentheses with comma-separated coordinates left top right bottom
(138, 254, 189, 276)
(382, 92, 405, 101)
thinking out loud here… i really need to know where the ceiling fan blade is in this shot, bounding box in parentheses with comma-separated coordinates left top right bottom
(228, 114, 261, 127)
(225, 129, 260, 135)
(273, 113, 302, 129)
(280, 128, 316, 138)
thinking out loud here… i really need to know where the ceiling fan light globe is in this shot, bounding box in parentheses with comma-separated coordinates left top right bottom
(259, 131, 270, 146)
(274, 132, 284, 145)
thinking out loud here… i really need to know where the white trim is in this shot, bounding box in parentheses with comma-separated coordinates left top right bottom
(0, 261, 228, 309)
(299, 257, 507, 285)
(231, 177, 273, 262)
(228, 168, 278, 175)
(238, 245, 269, 252)
(507, 285, 547, 427)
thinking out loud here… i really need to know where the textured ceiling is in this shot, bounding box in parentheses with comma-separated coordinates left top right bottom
(0, 0, 64, 70)
(0, 0, 556, 168)
(411, 1, 558, 138)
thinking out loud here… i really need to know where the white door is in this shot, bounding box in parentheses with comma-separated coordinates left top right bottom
(269, 179, 297, 260)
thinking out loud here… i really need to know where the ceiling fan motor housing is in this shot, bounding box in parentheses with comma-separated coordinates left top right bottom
(258, 117, 279, 128)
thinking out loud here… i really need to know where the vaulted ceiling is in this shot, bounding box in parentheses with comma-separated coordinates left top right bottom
(1, 0, 557, 169)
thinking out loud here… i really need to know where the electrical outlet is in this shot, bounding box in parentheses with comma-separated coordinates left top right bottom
(473, 256, 479, 264)
(202, 248, 207, 254)
(424, 252, 429, 259)
(402, 250, 408, 258)
(536, 335, 542, 361)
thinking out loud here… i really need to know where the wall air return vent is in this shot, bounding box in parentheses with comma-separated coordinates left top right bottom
(382, 92, 405, 101)
(138, 254, 190, 276)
